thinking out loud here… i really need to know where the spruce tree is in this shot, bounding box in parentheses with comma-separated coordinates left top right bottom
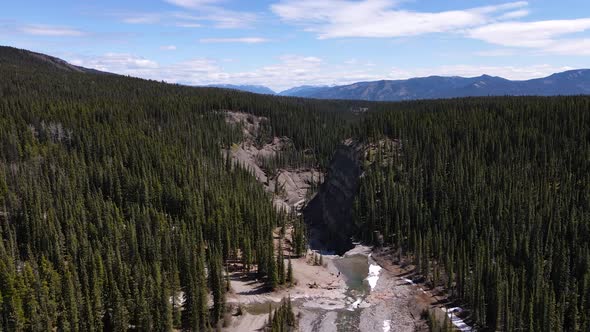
(287, 257, 293, 285)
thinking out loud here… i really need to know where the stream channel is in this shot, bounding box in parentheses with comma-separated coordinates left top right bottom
(241, 249, 382, 332)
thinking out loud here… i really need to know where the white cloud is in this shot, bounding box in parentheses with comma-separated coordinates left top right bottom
(209, 12, 258, 29)
(160, 45, 177, 50)
(499, 9, 529, 20)
(544, 39, 590, 56)
(474, 49, 516, 57)
(70, 53, 336, 90)
(475, 1, 529, 14)
(70, 53, 159, 75)
(270, 1, 590, 56)
(70, 53, 223, 85)
(68, 52, 573, 91)
(164, 0, 221, 9)
(468, 19, 590, 48)
(122, 14, 162, 24)
(468, 19, 590, 55)
(271, 0, 528, 39)
(161, 1, 258, 28)
(175, 22, 202, 28)
(19, 24, 84, 36)
(199, 37, 270, 44)
(118, 12, 204, 28)
(118, 2, 257, 29)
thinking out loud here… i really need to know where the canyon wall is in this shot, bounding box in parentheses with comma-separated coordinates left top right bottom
(304, 140, 364, 254)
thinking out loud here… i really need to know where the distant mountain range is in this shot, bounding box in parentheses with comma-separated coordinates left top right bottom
(211, 70, 590, 101)
(206, 84, 276, 95)
(4, 45, 588, 101)
(277, 85, 331, 97)
(294, 71, 590, 101)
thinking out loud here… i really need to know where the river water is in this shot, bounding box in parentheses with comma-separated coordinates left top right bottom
(296, 251, 381, 332)
(239, 248, 389, 332)
(332, 254, 371, 331)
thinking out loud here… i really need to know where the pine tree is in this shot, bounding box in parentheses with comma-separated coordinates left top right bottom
(1, 47, 590, 331)
(277, 240, 285, 285)
(209, 247, 225, 323)
(269, 248, 279, 290)
(287, 257, 293, 285)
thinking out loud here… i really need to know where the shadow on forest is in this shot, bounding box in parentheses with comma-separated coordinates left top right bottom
(230, 271, 272, 296)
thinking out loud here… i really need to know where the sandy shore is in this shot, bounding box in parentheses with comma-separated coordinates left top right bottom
(226, 252, 347, 303)
(224, 250, 348, 331)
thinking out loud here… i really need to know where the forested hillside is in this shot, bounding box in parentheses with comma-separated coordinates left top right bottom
(354, 97, 590, 331)
(1, 46, 589, 332)
(0, 46, 352, 331)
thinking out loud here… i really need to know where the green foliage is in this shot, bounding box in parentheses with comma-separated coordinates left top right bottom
(266, 297, 297, 332)
(286, 257, 293, 285)
(0, 46, 352, 330)
(354, 97, 590, 331)
(1, 46, 589, 332)
(291, 216, 307, 258)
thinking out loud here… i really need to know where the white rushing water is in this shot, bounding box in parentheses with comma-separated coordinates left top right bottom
(402, 277, 414, 285)
(382, 319, 391, 332)
(441, 307, 472, 331)
(366, 263, 382, 291)
(348, 298, 362, 311)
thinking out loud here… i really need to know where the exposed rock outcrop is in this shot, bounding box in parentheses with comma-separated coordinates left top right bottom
(304, 138, 400, 254)
(225, 111, 322, 212)
(304, 140, 364, 254)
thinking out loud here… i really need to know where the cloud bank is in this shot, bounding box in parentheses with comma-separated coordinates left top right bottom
(271, 0, 590, 56)
(69, 52, 572, 91)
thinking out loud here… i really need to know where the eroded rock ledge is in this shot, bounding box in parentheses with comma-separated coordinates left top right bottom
(224, 111, 322, 213)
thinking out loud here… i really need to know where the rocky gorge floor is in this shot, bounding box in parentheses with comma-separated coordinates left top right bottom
(224, 245, 424, 332)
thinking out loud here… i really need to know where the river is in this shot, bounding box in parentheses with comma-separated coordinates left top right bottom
(237, 250, 374, 330)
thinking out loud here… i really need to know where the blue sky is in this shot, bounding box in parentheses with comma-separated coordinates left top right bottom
(2, 0, 590, 91)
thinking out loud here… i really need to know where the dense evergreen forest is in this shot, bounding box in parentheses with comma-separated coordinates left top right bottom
(0, 47, 352, 331)
(355, 97, 590, 331)
(1, 46, 589, 331)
